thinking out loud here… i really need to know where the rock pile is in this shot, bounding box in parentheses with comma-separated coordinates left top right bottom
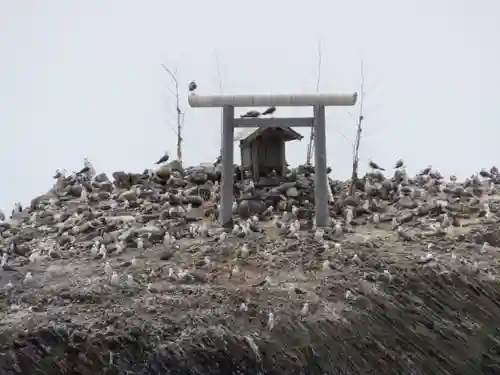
(1, 158, 500, 374)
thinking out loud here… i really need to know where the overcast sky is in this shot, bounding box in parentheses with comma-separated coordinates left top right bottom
(0, 0, 498, 213)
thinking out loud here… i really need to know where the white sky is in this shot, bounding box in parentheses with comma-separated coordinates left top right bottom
(0, 0, 499, 212)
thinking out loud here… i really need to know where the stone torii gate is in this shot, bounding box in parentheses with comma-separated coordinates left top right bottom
(188, 92, 358, 227)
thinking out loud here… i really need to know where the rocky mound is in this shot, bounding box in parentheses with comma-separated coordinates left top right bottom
(1, 160, 500, 374)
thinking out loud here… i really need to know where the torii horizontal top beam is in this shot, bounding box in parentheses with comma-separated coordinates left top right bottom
(188, 92, 357, 107)
(234, 117, 314, 127)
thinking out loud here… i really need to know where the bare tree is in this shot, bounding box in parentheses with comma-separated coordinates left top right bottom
(349, 59, 366, 196)
(306, 38, 322, 165)
(214, 48, 225, 158)
(161, 64, 185, 166)
(214, 48, 224, 95)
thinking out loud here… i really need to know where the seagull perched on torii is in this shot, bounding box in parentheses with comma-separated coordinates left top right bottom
(240, 110, 260, 118)
(188, 81, 197, 95)
(262, 106, 276, 117)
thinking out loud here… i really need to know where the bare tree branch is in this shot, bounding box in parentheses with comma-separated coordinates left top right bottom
(315, 39, 322, 92)
(161, 63, 184, 166)
(349, 58, 366, 196)
(161, 64, 178, 85)
(165, 118, 177, 135)
(214, 48, 224, 94)
(164, 86, 177, 99)
(336, 127, 353, 145)
(214, 48, 225, 157)
(306, 38, 322, 165)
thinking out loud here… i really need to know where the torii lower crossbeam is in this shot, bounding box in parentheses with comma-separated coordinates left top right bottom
(188, 93, 357, 228)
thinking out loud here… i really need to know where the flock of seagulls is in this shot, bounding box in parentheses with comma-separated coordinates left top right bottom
(2, 144, 500, 334)
(369, 159, 406, 172)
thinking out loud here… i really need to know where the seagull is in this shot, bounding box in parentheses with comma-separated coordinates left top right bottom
(419, 166, 432, 176)
(1, 253, 15, 272)
(480, 169, 493, 178)
(394, 159, 404, 169)
(104, 261, 113, 275)
(136, 237, 144, 250)
(115, 241, 125, 254)
(77, 166, 90, 175)
(155, 152, 170, 165)
(188, 81, 197, 93)
(314, 228, 324, 241)
(369, 161, 385, 171)
(240, 110, 260, 118)
(81, 187, 88, 202)
(110, 271, 120, 286)
(23, 272, 34, 285)
(91, 243, 99, 256)
(322, 260, 331, 271)
(11, 202, 23, 217)
(267, 312, 275, 331)
(83, 158, 96, 178)
(240, 244, 250, 258)
(126, 274, 136, 288)
(99, 244, 107, 259)
(262, 106, 276, 116)
(300, 302, 309, 316)
(345, 207, 353, 224)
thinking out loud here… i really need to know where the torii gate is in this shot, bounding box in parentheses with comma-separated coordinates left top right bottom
(188, 92, 358, 227)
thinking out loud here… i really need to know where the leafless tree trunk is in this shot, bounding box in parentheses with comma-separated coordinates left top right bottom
(349, 60, 366, 196)
(306, 39, 322, 165)
(161, 64, 185, 166)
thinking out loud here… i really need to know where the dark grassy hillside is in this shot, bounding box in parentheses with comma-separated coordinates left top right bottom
(1, 268, 499, 375)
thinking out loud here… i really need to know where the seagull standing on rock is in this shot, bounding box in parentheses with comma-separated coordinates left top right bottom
(1, 253, 16, 271)
(104, 261, 113, 275)
(77, 166, 90, 175)
(11, 202, 22, 216)
(84, 158, 96, 177)
(394, 159, 404, 169)
(110, 271, 120, 286)
(77, 158, 95, 180)
(23, 272, 34, 285)
(53, 169, 66, 179)
(480, 169, 493, 178)
(419, 165, 432, 176)
(81, 187, 88, 203)
(155, 152, 170, 165)
(369, 161, 385, 171)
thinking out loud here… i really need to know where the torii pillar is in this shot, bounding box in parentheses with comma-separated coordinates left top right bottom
(188, 92, 358, 227)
